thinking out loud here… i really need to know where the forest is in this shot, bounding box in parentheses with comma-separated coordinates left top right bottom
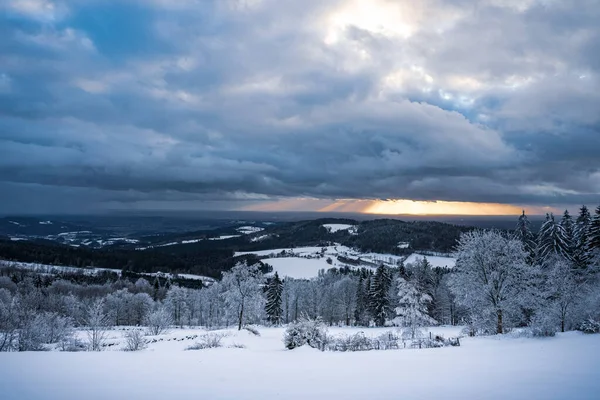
(1, 206, 599, 351)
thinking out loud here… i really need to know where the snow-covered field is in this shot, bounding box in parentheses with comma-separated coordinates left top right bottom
(1, 327, 599, 400)
(404, 253, 457, 268)
(322, 223, 357, 233)
(265, 257, 343, 279)
(237, 245, 456, 278)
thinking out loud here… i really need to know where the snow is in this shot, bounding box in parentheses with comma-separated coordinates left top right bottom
(250, 234, 270, 242)
(8, 221, 22, 226)
(208, 235, 241, 240)
(322, 223, 356, 233)
(1, 328, 599, 400)
(264, 257, 348, 279)
(237, 226, 265, 234)
(39, 221, 53, 225)
(404, 253, 456, 269)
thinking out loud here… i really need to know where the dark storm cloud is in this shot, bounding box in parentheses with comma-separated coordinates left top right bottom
(0, 0, 599, 213)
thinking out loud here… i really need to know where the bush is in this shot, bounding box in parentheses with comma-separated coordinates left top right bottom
(529, 314, 557, 337)
(123, 329, 147, 351)
(186, 333, 226, 350)
(146, 307, 173, 336)
(579, 319, 600, 334)
(60, 336, 86, 352)
(283, 316, 328, 350)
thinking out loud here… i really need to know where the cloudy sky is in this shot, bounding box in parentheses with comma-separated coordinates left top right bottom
(1, 0, 599, 215)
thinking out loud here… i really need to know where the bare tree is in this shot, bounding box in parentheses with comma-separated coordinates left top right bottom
(84, 298, 109, 351)
(145, 306, 173, 336)
(221, 263, 265, 330)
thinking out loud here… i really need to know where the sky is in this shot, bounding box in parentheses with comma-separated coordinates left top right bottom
(0, 0, 599, 215)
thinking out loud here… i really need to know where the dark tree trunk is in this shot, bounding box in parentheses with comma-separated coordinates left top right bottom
(497, 309, 503, 334)
(238, 301, 244, 331)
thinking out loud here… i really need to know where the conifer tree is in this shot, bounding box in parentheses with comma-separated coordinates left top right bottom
(265, 272, 283, 325)
(574, 205, 592, 268)
(588, 206, 600, 248)
(369, 265, 392, 327)
(536, 213, 572, 265)
(515, 210, 535, 263)
(560, 210, 574, 249)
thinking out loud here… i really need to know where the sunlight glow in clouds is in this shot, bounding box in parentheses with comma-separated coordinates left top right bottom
(241, 199, 556, 215)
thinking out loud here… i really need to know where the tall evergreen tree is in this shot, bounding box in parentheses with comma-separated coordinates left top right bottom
(369, 265, 392, 327)
(536, 213, 572, 265)
(587, 206, 600, 267)
(560, 210, 575, 257)
(514, 210, 535, 263)
(265, 272, 283, 325)
(354, 275, 368, 326)
(574, 205, 593, 268)
(588, 205, 600, 254)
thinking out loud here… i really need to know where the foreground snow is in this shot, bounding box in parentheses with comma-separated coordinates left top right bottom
(1, 327, 599, 400)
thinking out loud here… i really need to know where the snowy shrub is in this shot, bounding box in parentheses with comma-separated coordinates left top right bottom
(283, 316, 328, 350)
(579, 319, 600, 334)
(146, 307, 173, 336)
(529, 314, 557, 337)
(244, 325, 260, 336)
(18, 314, 49, 351)
(59, 336, 86, 352)
(123, 329, 147, 351)
(228, 343, 246, 349)
(186, 333, 226, 350)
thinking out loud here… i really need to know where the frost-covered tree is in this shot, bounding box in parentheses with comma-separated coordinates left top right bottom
(145, 306, 173, 335)
(84, 298, 109, 351)
(265, 272, 283, 325)
(354, 275, 369, 326)
(450, 230, 530, 334)
(588, 205, 600, 254)
(544, 258, 581, 333)
(515, 210, 536, 262)
(574, 205, 593, 268)
(394, 277, 436, 339)
(369, 265, 392, 326)
(334, 276, 357, 326)
(165, 286, 189, 327)
(536, 213, 572, 265)
(0, 288, 18, 351)
(221, 263, 265, 330)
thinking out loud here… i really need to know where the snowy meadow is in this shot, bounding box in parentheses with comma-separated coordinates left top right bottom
(1, 208, 600, 399)
(1, 326, 599, 400)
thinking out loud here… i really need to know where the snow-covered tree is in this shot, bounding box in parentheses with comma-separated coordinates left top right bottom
(369, 265, 392, 326)
(574, 205, 593, 268)
(265, 272, 283, 325)
(221, 263, 265, 330)
(354, 275, 369, 326)
(544, 258, 581, 333)
(588, 206, 600, 254)
(394, 277, 436, 339)
(84, 298, 109, 351)
(450, 230, 530, 334)
(145, 306, 172, 336)
(334, 276, 357, 326)
(536, 213, 572, 265)
(515, 210, 536, 262)
(165, 286, 189, 327)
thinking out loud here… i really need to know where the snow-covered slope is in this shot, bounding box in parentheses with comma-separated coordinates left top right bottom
(0, 328, 598, 400)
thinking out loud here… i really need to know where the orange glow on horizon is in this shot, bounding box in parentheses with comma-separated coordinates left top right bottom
(240, 198, 557, 215)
